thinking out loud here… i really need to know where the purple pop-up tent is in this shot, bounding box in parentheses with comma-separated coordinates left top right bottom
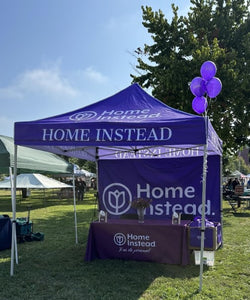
(12, 83, 222, 276)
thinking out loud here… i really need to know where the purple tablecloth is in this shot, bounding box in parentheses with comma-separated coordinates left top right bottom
(84, 219, 190, 265)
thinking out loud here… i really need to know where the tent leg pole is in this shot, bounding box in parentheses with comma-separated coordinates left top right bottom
(220, 156, 223, 246)
(95, 147, 99, 212)
(73, 174, 78, 244)
(10, 222, 15, 276)
(14, 224, 18, 263)
(13, 147, 18, 264)
(199, 143, 207, 292)
(10, 166, 14, 276)
(10, 145, 18, 276)
(199, 116, 208, 292)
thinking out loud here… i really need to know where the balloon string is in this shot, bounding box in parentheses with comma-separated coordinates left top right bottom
(203, 96, 209, 115)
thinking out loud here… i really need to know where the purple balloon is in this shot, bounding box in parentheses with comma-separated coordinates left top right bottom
(206, 77, 222, 98)
(200, 61, 217, 81)
(190, 77, 206, 97)
(192, 96, 207, 114)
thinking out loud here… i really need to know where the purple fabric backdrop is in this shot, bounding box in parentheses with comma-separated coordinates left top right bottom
(98, 156, 221, 222)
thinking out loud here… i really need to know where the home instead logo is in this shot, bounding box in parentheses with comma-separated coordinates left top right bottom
(102, 183, 132, 215)
(69, 109, 161, 122)
(113, 233, 126, 246)
(113, 233, 157, 249)
(69, 111, 97, 121)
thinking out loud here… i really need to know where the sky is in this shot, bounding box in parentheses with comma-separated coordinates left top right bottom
(0, 0, 190, 137)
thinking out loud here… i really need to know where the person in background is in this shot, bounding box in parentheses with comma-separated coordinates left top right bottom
(226, 178, 233, 191)
(21, 188, 28, 198)
(239, 178, 245, 186)
(76, 178, 86, 201)
(247, 178, 250, 189)
(232, 178, 240, 190)
(91, 178, 97, 190)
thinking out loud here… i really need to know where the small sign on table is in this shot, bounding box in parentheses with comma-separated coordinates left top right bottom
(98, 210, 107, 222)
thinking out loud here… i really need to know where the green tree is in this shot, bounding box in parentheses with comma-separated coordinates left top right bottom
(60, 155, 96, 174)
(224, 153, 250, 175)
(68, 157, 96, 173)
(131, 0, 250, 155)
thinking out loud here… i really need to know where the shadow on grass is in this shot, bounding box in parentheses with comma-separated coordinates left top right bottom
(222, 207, 250, 219)
(0, 189, 98, 214)
(0, 190, 218, 299)
(78, 258, 204, 299)
(0, 202, 205, 300)
(0, 246, 203, 300)
(231, 211, 250, 217)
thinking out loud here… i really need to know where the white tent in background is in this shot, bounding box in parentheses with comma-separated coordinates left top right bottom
(80, 169, 96, 178)
(73, 164, 96, 178)
(2, 172, 76, 276)
(228, 170, 247, 178)
(0, 173, 73, 189)
(72, 165, 96, 187)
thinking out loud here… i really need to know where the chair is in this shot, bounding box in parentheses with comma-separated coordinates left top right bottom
(234, 185, 245, 209)
(234, 185, 244, 196)
(225, 195, 238, 213)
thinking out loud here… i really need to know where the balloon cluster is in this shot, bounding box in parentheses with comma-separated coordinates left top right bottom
(190, 61, 222, 114)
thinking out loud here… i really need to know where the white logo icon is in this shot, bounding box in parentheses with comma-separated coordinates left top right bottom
(114, 233, 126, 246)
(102, 183, 132, 215)
(69, 111, 97, 121)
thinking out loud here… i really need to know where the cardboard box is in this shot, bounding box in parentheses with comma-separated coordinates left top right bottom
(194, 250, 215, 266)
(188, 222, 222, 250)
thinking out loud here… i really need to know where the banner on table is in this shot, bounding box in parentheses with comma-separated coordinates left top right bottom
(98, 156, 221, 222)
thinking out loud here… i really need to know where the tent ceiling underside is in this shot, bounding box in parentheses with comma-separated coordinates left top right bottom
(25, 143, 221, 161)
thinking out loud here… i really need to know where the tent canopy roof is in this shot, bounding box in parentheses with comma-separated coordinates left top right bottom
(0, 135, 74, 174)
(14, 84, 222, 160)
(0, 173, 72, 189)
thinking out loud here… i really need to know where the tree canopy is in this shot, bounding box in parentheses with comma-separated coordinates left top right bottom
(131, 0, 249, 155)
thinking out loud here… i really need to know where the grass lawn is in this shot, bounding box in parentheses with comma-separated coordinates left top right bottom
(0, 189, 249, 300)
